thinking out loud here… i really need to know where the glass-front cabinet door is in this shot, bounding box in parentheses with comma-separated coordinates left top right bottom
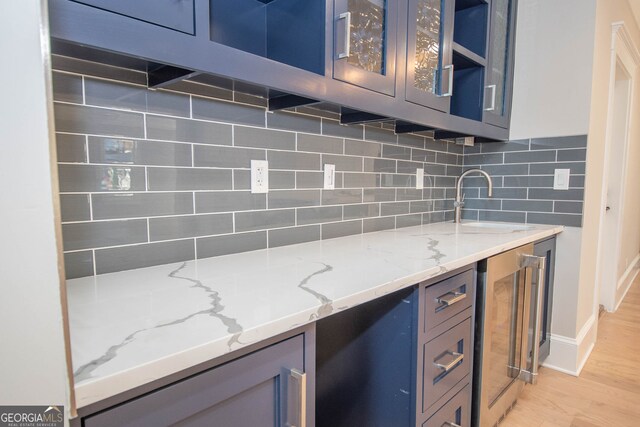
(333, 0, 397, 95)
(405, 0, 454, 112)
(483, 0, 516, 128)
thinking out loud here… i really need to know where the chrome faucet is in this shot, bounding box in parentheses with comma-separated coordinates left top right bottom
(454, 169, 493, 223)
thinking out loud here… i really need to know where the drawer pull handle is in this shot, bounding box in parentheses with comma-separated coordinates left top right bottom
(436, 291, 466, 307)
(443, 422, 461, 427)
(434, 351, 464, 373)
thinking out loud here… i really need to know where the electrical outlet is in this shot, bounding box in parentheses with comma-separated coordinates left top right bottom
(324, 164, 335, 190)
(416, 168, 424, 190)
(251, 160, 269, 194)
(553, 169, 570, 190)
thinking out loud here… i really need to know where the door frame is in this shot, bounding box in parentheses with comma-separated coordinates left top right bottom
(596, 21, 639, 312)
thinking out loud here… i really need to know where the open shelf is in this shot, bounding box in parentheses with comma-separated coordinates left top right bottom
(450, 50, 484, 121)
(452, 42, 486, 67)
(453, 0, 488, 58)
(209, 0, 325, 74)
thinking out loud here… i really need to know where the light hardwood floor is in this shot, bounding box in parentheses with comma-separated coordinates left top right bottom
(500, 274, 640, 426)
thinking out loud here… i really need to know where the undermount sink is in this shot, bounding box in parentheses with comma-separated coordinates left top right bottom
(459, 222, 533, 231)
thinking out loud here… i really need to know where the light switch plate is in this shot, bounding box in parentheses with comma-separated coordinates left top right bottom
(416, 168, 424, 189)
(324, 164, 335, 190)
(553, 169, 570, 190)
(251, 160, 269, 193)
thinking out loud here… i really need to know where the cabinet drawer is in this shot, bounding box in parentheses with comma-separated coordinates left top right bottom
(423, 269, 474, 335)
(423, 383, 471, 427)
(74, 0, 195, 34)
(84, 334, 306, 427)
(421, 318, 472, 412)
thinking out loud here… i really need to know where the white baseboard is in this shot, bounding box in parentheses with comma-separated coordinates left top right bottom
(542, 313, 597, 376)
(614, 253, 640, 311)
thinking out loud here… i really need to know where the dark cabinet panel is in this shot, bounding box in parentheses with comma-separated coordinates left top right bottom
(73, 0, 195, 34)
(333, 0, 398, 95)
(423, 383, 471, 427)
(483, 0, 517, 128)
(316, 286, 417, 427)
(84, 334, 310, 427)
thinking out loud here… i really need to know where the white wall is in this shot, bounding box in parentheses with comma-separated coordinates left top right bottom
(509, 0, 597, 374)
(581, 0, 640, 324)
(0, 0, 72, 420)
(509, 0, 597, 140)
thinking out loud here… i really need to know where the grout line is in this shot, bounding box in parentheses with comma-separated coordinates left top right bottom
(146, 218, 150, 242)
(91, 250, 97, 275)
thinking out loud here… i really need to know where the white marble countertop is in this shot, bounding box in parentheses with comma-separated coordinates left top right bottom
(67, 221, 562, 408)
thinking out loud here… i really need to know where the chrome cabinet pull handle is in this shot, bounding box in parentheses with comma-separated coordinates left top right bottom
(440, 64, 454, 97)
(436, 291, 466, 307)
(337, 12, 351, 59)
(434, 351, 464, 373)
(528, 256, 546, 384)
(287, 369, 307, 427)
(485, 84, 497, 111)
(443, 422, 462, 427)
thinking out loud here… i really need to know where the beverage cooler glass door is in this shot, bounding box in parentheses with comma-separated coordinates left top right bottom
(475, 243, 546, 427)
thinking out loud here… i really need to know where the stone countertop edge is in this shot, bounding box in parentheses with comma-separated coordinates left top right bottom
(66, 222, 563, 408)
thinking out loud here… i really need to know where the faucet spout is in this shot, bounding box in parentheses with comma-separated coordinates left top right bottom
(454, 169, 494, 223)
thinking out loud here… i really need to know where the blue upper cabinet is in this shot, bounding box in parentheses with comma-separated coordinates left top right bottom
(405, 0, 455, 113)
(483, 0, 516, 128)
(73, 0, 195, 34)
(333, 0, 398, 96)
(48, 0, 518, 141)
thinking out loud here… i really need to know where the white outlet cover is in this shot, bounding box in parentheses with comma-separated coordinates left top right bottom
(416, 168, 424, 190)
(553, 169, 570, 190)
(251, 160, 269, 194)
(324, 164, 336, 190)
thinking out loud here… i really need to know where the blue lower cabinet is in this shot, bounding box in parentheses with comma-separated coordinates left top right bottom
(316, 266, 475, 427)
(83, 332, 313, 427)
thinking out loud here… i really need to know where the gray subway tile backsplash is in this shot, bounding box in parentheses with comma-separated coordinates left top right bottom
(297, 206, 343, 225)
(197, 231, 267, 258)
(235, 209, 296, 232)
(345, 139, 382, 157)
(321, 220, 363, 240)
(54, 58, 587, 279)
(147, 168, 232, 191)
(62, 219, 148, 251)
(462, 135, 587, 228)
(95, 239, 195, 275)
(268, 190, 321, 209)
(149, 214, 233, 241)
(58, 164, 146, 193)
(267, 110, 322, 134)
(56, 133, 87, 163)
(195, 191, 266, 213)
(363, 216, 395, 233)
(52, 72, 83, 104)
(88, 137, 192, 167)
(194, 145, 265, 168)
(55, 103, 144, 138)
(234, 126, 296, 151)
(84, 78, 190, 117)
(147, 115, 232, 145)
(64, 250, 95, 280)
(268, 150, 321, 171)
(60, 194, 91, 222)
(268, 225, 321, 248)
(322, 119, 363, 139)
(298, 134, 344, 154)
(192, 96, 265, 127)
(92, 192, 194, 220)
